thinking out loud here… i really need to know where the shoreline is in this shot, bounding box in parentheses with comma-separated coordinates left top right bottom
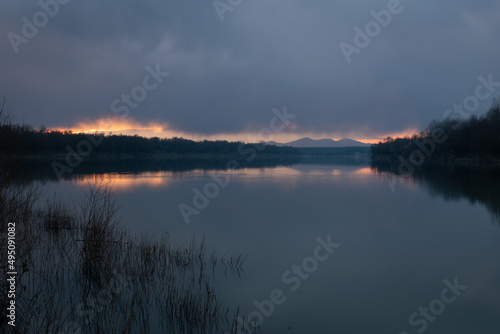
(20, 152, 304, 161)
(370, 156, 500, 168)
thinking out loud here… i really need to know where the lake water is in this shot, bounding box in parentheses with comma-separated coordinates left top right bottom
(28, 158, 500, 333)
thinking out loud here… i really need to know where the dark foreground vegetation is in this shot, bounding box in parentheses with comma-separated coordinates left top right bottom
(0, 105, 256, 333)
(1, 182, 247, 333)
(371, 100, 500, 162)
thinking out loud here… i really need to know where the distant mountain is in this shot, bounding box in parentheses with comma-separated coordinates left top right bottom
(266, 137, 370, 148)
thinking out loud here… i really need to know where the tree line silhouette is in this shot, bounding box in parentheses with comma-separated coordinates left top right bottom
(0, 123, 301, 157)
(371, 100, 500, 161)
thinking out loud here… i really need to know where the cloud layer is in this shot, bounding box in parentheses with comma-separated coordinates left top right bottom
(1, 0, 500, 141)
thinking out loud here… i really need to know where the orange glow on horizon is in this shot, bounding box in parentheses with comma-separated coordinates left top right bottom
(53, 117, 420, 145)
(352, 127, 421, 144)
(56, 118, 173, 136)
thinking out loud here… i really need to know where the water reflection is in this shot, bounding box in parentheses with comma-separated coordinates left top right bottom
(6, 158, 500, 333)
(18, 158, 500, 226)
(15, 157, 376, 191)
(74, 171, 173, 190)
(13, 157, 303, 184)
(371, 162, 500, 224)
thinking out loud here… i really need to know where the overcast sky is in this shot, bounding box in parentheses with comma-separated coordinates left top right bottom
(1, 0, 500, 142)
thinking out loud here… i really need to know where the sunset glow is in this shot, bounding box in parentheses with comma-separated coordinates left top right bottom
(56, 118, 176, 136)
(355, 127, 421, 144)
(54, 117, 420, 144)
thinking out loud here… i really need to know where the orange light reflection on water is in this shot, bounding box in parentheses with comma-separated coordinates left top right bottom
(73, 172, 171, 191)
(69, 165, 376, 192)
(353, 167, 372, 175)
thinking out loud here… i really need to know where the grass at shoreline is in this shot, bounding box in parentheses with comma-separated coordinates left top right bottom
(0, 177, 246, 333)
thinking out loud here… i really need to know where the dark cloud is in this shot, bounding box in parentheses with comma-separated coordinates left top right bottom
(1, 0, 500, 138)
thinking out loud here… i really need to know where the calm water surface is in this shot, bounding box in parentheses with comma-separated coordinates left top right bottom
(35, 159, 500, 333)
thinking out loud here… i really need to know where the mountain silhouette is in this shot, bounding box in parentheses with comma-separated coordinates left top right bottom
(267, 137, 370, 148)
